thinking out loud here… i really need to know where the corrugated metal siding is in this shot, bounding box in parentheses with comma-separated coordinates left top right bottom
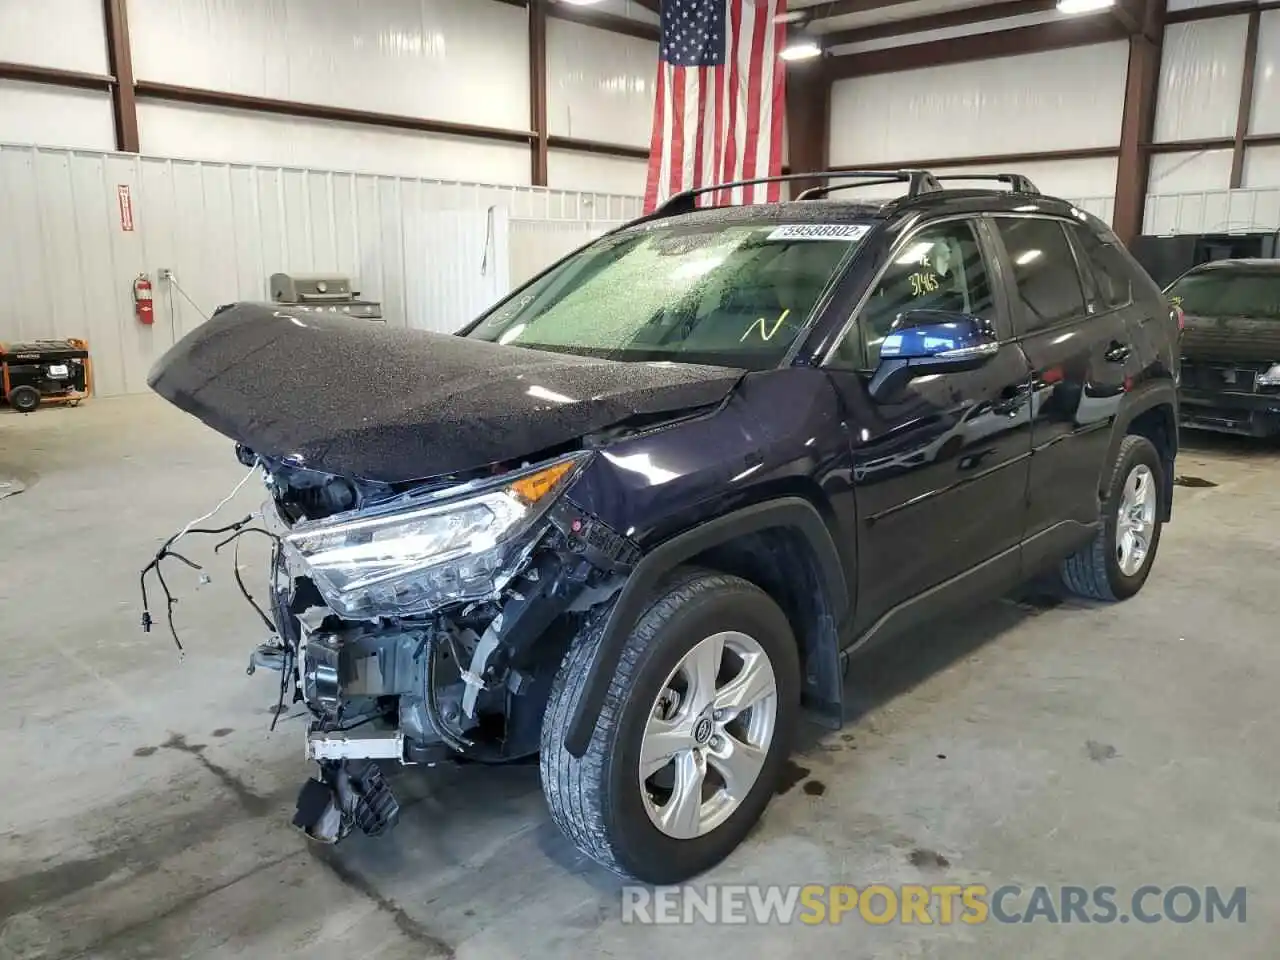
(1143, 187, 1280, 235)
(0, 143, 642, 397)
(509, 219, 624, 287)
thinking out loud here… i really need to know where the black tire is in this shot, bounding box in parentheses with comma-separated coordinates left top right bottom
(540, 567, 800, 883)
(7, 385, 40, 414)
(1061, 434, 1164, 601)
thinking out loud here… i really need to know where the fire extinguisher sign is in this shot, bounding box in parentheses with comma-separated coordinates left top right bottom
(117, 184, 134, 232)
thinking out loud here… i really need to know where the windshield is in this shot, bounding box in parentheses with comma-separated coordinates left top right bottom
(1167, 269, 1280, 319)
(466, 221, 869, 369)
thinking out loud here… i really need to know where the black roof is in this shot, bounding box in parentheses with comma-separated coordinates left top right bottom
(1186, 257, 1280, 272)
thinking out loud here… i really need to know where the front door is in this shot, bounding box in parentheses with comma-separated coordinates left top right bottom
(824, 217, 1035, 633)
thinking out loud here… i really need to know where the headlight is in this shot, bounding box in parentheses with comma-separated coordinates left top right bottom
(1257, 363, 1280, 388)
(284, 453, 587, 618)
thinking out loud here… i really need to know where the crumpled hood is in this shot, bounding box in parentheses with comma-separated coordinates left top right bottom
(147, 303, 744, 483)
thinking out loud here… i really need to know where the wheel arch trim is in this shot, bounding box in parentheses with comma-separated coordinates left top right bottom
(561, 496, 848, 758)
(1107, 379, 1178, 520)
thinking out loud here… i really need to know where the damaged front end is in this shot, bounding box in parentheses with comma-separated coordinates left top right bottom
(247, 447, 638, 845)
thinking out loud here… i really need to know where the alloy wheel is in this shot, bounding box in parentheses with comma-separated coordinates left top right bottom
(638, 631, 778, 840)
(1116, 463, 1157, 577)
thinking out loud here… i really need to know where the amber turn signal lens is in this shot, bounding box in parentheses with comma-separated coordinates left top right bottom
(509, 459, 578, 506)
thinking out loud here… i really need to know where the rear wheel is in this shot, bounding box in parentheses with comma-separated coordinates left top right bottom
(1062, 434, 1164, 601)
(7, 385, 40, 414)
(540, 568, 800, 883)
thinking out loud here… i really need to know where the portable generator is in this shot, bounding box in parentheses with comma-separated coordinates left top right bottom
(1, 338, 92, 413)
(269, 273, 383, 320)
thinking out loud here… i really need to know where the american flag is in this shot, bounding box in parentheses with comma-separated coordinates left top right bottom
(643, 0, 787, 213)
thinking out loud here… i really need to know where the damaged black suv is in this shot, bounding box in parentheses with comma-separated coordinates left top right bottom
(147, 171, 1181, 884)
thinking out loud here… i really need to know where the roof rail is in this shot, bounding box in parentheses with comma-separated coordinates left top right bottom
(932, 173, 1040, 195)
(651, 169, 943, 218)
(794, 171, 942, 201)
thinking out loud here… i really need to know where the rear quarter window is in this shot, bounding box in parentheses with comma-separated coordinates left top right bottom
(1069, 225, 1133, 310)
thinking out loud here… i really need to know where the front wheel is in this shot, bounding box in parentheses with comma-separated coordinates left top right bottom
(7, 385, 40, 414)
(1062, 434, 1165, 601)
(540, 568, 800, 883)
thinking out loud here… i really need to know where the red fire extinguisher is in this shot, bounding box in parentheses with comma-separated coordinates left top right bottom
(134, 273, 154, 325)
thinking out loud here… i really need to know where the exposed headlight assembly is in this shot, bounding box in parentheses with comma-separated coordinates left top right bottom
(1257, 363, 1280, 388)
(283, 453, 587, 618)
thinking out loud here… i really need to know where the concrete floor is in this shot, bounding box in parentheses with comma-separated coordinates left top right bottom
(1, 394, 1277, 959)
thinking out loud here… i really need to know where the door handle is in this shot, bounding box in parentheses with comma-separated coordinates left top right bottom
(1104, 341, 1132, 363)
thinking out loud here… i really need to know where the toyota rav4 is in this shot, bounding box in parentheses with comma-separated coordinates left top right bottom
(146, 170, 1180, 884)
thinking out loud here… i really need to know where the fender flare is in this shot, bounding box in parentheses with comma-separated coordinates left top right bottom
(1104, 379, 1179, 517)
(562, 496, 849, 757)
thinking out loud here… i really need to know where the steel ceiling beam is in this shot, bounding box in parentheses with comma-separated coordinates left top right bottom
(821, 0, 1058, 48)
(1230, 7, 1262, 188)
(785, 60, 832, 198)
(102, 0, 139, 152)
(805, 0, 937, 20)
(0, 61, 113, 91)
(530, 0, 550, 186)
(1112, 0, 1164, 246)
(826, 13, 1126, 78)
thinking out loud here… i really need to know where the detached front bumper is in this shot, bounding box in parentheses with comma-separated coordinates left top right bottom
(1179, 388, 1280, 437)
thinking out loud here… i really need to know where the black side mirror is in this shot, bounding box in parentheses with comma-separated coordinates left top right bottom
(868, 309, 999, 400)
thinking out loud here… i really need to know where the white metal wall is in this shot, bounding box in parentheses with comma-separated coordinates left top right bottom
(127, 0, 531, 132)
(828, 42, 1126, 220)
(1144, 10, 1280, 223)
(547, 18, 655, 150)
(0, 0, 115, 149)
(0, 0, 106, 72)
(135, 101, 534, 185)
(0, 143, 642, 398)
(0, 0, 651, 195)
(829, 43, 1129, 165)
(545, 17, 654, 196)
(509, 219, 624, 287)
(1144, 187, 1280, 235)
(1153, 16, 1248, 144)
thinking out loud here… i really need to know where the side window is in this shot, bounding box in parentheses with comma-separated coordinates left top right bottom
(993, 217, 1088, 332)
(855, 220, 997, 366)
(1069, 224, 1133, 310)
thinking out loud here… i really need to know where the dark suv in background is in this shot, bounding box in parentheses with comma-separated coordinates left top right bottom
(148, 169, 1181, 884)
(1166, 258, 1280, 436)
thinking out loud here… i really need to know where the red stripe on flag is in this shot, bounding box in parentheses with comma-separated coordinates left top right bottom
(721, 0, 742, 190)
(740, 0, 770, 199)
(692, 65, 709, 192)
(767, 7, 786, 201)
(644, 65, 668, 214)
(670, 66, 687, 196)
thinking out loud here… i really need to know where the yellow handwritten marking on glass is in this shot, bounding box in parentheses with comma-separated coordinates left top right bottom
(740, 308, 792, 343)
(909, 272, 940, 297)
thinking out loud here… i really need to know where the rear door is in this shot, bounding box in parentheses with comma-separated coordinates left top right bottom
(988, 215, 1139, 545)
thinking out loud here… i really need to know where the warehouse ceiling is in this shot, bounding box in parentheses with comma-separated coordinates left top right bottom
(792, 0, 1013, 32)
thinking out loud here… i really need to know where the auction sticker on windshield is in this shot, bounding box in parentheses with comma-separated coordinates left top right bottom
(766, 224, 871, 242)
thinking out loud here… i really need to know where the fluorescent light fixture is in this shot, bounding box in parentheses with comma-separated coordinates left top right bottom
(1015, 249, 1043, 266)
(1056, 0, 1115, 13)
(780, 39, 823, 61)
(895, 241, 934, 265)
(556, 0, 605, 5)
